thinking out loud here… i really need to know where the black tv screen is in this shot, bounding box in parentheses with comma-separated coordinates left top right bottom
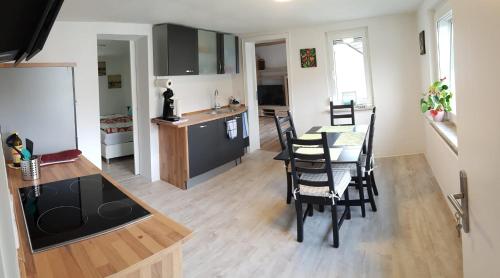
(257, 85, 285, 106)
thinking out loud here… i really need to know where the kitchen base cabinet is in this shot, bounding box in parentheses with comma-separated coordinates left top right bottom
(188, 120, 219, 178)
(189, 115, 244, 178)
(153, 107, 247, 189)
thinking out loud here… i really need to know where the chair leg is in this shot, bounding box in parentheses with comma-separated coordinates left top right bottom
(295, 200, 304, 242)
(319, 205, 325, 212)
(356, 164, 366, 217)
(366, 172, 377, 212)
(286, 170, 292, 204)
(307, 203, 314, 216)
(345, 186, 351, 220)
(331, 204, 339, 248)
(371, 173, 379, 196)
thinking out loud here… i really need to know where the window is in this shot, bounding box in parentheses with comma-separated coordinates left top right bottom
(328, 29, 373, 106)
(436, 10, 456, 113)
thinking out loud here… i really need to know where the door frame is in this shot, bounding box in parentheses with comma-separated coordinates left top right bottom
(241, 32, 293, 152)
(97, 35, 144, 176)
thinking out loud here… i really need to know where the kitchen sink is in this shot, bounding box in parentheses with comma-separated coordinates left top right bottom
(206, 108, 235, 115)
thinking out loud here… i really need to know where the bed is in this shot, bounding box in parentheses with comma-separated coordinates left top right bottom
(100, 114, 134, 163)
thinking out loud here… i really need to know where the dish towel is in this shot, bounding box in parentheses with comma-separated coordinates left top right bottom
(242, 112, 249, 138)
(226, 119, 238, 140)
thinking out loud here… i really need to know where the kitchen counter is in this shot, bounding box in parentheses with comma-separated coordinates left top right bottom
(151, 106, 247, 189)
(151, 105, 247, 128)
(7, 156, 192, 278)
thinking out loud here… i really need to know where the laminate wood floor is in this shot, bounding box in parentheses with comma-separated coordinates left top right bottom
(123, 151, 462, 278)
(259, 116, 281, 152)
(101, 155, 136, 182)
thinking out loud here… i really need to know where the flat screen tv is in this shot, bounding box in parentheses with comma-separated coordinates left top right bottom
(257, 85, 286, 106)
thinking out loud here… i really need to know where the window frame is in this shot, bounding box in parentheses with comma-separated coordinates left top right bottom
(434, 4, 456, 121)
(326, 28, 374, 107)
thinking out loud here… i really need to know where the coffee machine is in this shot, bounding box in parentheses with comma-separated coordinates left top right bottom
(156, 79, 180, 121)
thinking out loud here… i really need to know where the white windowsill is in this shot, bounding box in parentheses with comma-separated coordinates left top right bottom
(423, 114, 458, 154)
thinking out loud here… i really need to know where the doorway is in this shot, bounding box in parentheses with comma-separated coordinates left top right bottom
(97, 39, 139, 180)
(242, 34, 292, 153)
(255, 40, 289, 152)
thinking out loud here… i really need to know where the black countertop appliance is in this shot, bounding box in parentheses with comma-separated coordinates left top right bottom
(18, 174, 151, 253)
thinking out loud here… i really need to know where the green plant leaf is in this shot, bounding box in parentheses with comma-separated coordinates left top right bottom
(421, 102, 429, 113)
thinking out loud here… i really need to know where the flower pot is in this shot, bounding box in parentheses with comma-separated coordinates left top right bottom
(430, 110, 445, 122)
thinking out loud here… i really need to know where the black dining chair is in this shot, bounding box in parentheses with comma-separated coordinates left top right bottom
(330, 100, 355, 126)
(333, 112, 378, 213)
(274, 111, 297, 204)
(369, 106, 378, 196)
(286, 131, 351, 248)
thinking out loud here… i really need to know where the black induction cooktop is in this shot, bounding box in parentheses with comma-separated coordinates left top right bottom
(18, 174, 151, 253)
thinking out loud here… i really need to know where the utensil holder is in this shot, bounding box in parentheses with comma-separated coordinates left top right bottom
(20, 156, 41, 181)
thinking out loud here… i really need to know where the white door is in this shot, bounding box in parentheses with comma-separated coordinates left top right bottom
(453, 0, 500, 276)
(129, 40, 140, 175)
(243, 41, 261, 151)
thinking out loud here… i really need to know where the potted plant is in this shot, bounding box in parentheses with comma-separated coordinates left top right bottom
(420, 78, 453, 122)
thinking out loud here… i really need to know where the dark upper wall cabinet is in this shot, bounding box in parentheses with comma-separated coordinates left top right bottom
(198, 30, 218, 75)
(153, 24, 199, 76)
(217, 33, 239, 74)
(154, 23, 239, 76)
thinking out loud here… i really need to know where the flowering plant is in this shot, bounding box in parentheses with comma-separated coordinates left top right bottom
(420, 78, 453, 116)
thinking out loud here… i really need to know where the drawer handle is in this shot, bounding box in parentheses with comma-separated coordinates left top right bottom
(199, 125, 207, 128)
(185, 69, 194, 73)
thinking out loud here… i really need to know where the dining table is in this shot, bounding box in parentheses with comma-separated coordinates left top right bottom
(273, 124, 372, 217)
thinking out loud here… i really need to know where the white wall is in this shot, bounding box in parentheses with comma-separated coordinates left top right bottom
(0, 137, 20, 278)
(416, 0, 459, 212)
(242, 13, 424, 157)
(30, 22, 155, 178)
(255, 43, 287, 69)
(155, 74, 240, 116)
(30, 21, 242, 181)
(98, 46, 132, 116)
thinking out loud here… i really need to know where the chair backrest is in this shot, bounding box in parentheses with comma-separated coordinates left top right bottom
(286, 131, 335, 195)
(330, 100, 355, 126)
(365, 112, 376, 170)
(274, 111, 297, 151)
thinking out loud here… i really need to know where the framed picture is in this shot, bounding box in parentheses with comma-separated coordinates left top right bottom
(108, 75, 122, 89)
(419, 30, 426, 55)
(300, 48, 317, 68)
(98, 61, 106, 76)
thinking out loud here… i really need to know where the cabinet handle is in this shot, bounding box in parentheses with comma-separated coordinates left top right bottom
(199, 125, 207, 128)
(186, 69, 193, 73)
(235, 116, 241, 119)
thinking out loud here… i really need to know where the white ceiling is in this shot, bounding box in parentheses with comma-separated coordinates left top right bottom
(59, 0, 422, 34)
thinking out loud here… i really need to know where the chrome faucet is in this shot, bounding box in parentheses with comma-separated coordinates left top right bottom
(214, 89, 221, 110)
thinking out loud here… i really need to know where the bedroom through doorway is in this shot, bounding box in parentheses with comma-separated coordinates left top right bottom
(97, 39, 138, 180)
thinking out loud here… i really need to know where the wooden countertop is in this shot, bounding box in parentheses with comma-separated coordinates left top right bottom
(7, 157, 192, 278)
(151, 105, 247, 128)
